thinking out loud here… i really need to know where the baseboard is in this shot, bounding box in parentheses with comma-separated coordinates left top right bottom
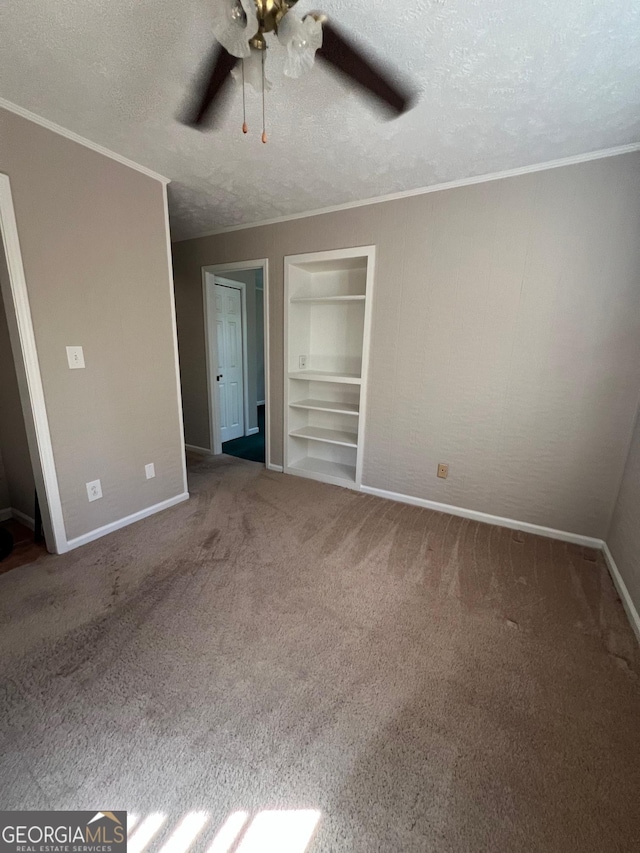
(63, 492, 190, 552)
(186, 444, 213, 455)
(267, 463, 283, 473)
(0, 507, 35, 528)
(360, 485, 603, 549)
(246, 427, 260, 436)
(602, 543, 640, 646)
(11, 508, 35, 530)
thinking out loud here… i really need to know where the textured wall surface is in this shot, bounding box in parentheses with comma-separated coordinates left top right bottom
(173, 152, 640, 538)
(0, 106, 185, 542)
(0, 283, 34, 519)
(1, 1, 640, 236)
(607, 406, 640, 616)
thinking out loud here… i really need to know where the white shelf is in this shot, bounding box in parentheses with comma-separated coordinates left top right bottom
(290, 295, 365, 303)
(289, 398, 359, 416)
(289, 425, 358, 448)
(289, 456, 356, 485)
(288, 370, 361, 384)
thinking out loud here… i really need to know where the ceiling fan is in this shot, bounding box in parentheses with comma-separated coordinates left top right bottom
(182, 0, 416, 141)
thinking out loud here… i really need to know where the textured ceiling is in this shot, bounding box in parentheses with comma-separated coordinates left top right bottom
(1, 0, 639, 240)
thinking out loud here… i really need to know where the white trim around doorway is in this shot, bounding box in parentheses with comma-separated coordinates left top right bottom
(0, 173, 67, 553)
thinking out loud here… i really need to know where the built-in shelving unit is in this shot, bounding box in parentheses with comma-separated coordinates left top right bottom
(284, 246, 375, 490)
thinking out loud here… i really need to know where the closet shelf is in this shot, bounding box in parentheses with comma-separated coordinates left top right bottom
(290, 295, 366, 303)
(288, 370, 361, 384)
(289, 398, 359, 416)
(288, 457, 356, 485)
(289, 426, 358, 448)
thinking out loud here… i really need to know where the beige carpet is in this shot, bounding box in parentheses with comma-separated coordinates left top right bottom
(1, 453, 639, 852)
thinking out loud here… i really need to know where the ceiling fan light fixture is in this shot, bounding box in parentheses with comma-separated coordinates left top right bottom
(211, 0, 259, 59)
(231, 48, 272, 92)
(277, 13, 323, 78)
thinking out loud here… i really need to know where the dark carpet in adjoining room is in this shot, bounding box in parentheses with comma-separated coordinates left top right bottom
(0, 452, 638, 851)
(0, 519, 46, 576)
(222, 404, 265, 463)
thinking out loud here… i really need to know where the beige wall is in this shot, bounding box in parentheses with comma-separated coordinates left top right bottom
(607, 405, 640, 619)
(173, 152, 640, 539)
(0, 106, 186, 544)
(0, 280, 35, 518)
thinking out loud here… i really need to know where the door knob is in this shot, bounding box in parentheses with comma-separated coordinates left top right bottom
(216, 374, 223, 381)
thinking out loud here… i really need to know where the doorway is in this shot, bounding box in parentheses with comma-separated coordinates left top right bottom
(0, 173, 65, 557)
(203, 261, 269, 467)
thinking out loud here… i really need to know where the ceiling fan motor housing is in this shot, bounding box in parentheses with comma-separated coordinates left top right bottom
(250, 0, 299, 47)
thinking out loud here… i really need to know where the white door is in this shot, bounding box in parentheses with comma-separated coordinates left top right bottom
(215, 283, 245, 442)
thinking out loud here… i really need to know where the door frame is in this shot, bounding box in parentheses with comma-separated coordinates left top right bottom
(211, 275, 250, 443)
(201, 259, 270, 466)
(0, 173, 66, 553)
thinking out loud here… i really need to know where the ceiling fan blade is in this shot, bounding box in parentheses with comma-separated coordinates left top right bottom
(316, 20, 415, 116)
(181, 43, 239, 128)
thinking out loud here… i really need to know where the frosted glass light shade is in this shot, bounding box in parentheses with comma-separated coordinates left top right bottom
(231, 48, 273, 92)
(277, 13, 323, 78)
(212, 0, 259, 59)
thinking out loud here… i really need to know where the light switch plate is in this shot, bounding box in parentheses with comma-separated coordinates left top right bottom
(145, 463, 155, 480)
(299, 355, 308, 369)
(66, 346, 85, 369)
(86, 479, 102, 501)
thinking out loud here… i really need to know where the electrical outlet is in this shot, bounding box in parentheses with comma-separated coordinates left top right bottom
(437, 463, 449, 479)
(299, 355, 308, 370)
(66, 346, 85, 369)
(86, 479, 102, 502)
(145, 463, 156, 480)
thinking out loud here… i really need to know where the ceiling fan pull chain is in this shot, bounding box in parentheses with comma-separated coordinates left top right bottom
(261, 50, 267, 143)
(242, 59, 248, 134)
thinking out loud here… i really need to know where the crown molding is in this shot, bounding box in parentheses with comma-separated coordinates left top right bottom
(175, 141, 640, 242)
(0, 96, 170, 185)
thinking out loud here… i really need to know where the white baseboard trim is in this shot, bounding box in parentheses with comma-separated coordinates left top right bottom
(186, 444, 213, 455)
(246, 427, 260, 436)
(11, 508, 35, 530)
(267, 463, 283, 473)
(602, 543, 640, 646)
(360, 485, 603, 549)
(63, 492, 189, 552)
(0, 507, 35, 528)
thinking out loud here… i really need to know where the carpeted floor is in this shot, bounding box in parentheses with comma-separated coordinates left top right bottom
(0, 453, 639, 852)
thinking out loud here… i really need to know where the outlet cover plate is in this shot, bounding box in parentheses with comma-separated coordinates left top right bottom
(437, 463, 449, 479)
(86, 479, 102, 501)
(145, 463, 156, 480)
